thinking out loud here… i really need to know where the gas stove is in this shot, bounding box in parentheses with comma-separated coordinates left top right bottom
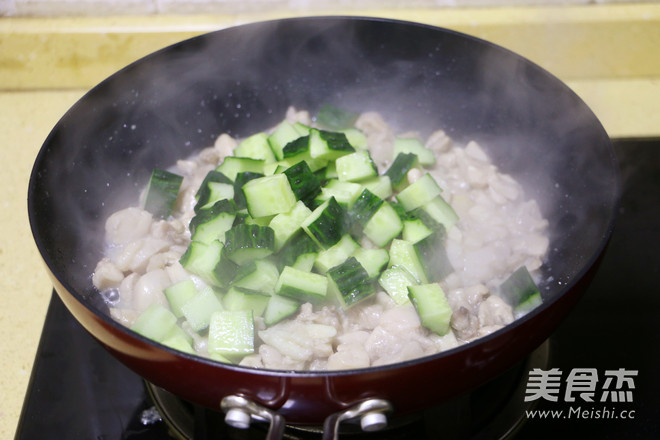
(15, 139, 660, 439)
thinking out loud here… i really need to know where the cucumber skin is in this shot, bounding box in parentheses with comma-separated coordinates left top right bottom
(407, 283, 452, 335)
(143, 169, 184, 219)
(327, 257, 376, 308)
(223, 224, 275, 265)
(302, 197, 347, 249)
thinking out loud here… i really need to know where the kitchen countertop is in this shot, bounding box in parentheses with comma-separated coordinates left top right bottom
(1, 4, 658, 439)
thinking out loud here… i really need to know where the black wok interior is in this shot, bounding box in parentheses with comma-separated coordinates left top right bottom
(29, 17, 617, 334)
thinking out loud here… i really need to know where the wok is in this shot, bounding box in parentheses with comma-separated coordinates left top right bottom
(28, 16, 618, 433)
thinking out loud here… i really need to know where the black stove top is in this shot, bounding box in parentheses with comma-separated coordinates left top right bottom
(15, 139, 660, 440)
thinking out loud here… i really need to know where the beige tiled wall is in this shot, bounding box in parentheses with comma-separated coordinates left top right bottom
(1, 0, 652, 16)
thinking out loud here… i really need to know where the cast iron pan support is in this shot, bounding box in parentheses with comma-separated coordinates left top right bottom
(220, 395, 393, 439)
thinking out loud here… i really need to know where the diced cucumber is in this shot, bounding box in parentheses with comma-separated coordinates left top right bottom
(282, 135, 310, 158)
(276, 266, 329, 303)
(348, 189, 383, 231)
(243, 213, 274, 226)
(181, 286, 224, 332)
(194, 181, 234, 212)
(335, 150, 378, 182)
(276, 231, 319, 269)
(223, 287, 270, 317)
(269, 200, 313, 251)
(164, 279, 197, 318)
(223, 224, 275, 265)
(327, 257, 376, 309)
(242, 173, 297, 218)
(235, 132, 276, 163)
(498, 266, 542, 316)
(302, 197, 346, 249)
(131, 303, 178, 342)
(142, 169, 183, 219)
(352, 247, 389, 278)
(323, 161, 338, 179)
(314, 235, 360, 273)
(195, 170, 232, 199)
(420, 195, 459, 231)
(207, 310, 255, 358)
(309, 128, 355, 160)
(360, 175, 393, 200)
(402, 218, 433, 243)
(162, 332, 196, 355)
(385, 152, 418, 191)
(393, 137, 435, 166)
(407, 283, 452, 335)
(232, 259, 280, 295)
(315, 179, 363, 208)
(293, 122, 311, 136)
(413, 230, 453, 282)
(189, 199, 237, 244)
(179, 240, 238, 288)
(341, 128, 367, 149)
(163, 324, 193, 345)
(282, 161, 322, 209)
(216, 156, 265, 182)
(396, 173, 443, 212)
(268, 121, 304, 161)
(388, 239, 428, 284)
(291, 252, 317, 272)
(315, 103, 359, 130)
(264, 294, 300, 325)
(363, 202, 403, 247)
(379, 266, 418, 305)
(233, 171, 265, 210)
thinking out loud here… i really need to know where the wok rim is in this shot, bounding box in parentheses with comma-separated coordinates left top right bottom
(27, 15, 620, 380)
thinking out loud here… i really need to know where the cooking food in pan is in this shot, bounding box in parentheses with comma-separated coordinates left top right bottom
(93, 105, 549, 371)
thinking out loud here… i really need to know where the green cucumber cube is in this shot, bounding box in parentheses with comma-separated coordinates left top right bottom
(131, 304, 178, 342)
(309, 129, 355, 161)
(396, 173, 443, 212)
(335, 150, 378, 182)
(393, 137, 435, 166)
(208, 310, 255, 357)
(268, 121, 304, 161)
(181, 287, 224, 332)
(388, 239, 428, 284)
(162, 331, 196, 355)
(302, 197, 346, 249)
(269, 200, 313, 251)
(363, 202, 403, 247)
(421, 195, 459, 231)
(402, 218, 433, 243)
(264, 294, 300, 325)
(314, 235, 360, 273)
(215, 156, 265, 182)
(242, 173, 297, 218)
(379, 266, 418, 305)
(223, 287, 270, 317)
(360, 175, 393, 200)
(235, 132, 277, 163)
(407, 283, 452, 335)
(276, 266, 329, 303)
(352, 247, 389, 278)
(232, 259, 280, 294)
(164, 279, 198, 318)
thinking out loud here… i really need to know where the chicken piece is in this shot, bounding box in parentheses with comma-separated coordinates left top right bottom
(92, 258, 124, 291)
(478, 295, 514, 328)
(131, 269, 171, 313)
(327, 343, 371, 370)
(105, 207, 153, 246)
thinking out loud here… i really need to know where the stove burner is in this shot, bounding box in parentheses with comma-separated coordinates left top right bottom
(145, 341, 549, 440)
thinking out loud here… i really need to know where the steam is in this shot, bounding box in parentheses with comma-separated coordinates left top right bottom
(31, 17, 617, 317)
